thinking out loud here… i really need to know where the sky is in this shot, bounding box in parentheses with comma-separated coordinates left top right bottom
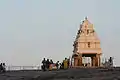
(0, 0, 119, 66)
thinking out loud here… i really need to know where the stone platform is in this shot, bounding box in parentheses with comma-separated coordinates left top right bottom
(0, 67, 120, 80)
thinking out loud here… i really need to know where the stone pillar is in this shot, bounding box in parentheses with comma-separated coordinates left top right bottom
(79, 54, 82, 66)
(91, 56, 95, 67)
(91, 57, 93, 66)
(98, 54, 101, 67)
(93, 57, 96, 66)
(74, 58, 78, 66)
(95, 56, 98, 66)
(95, 54, 101, 67)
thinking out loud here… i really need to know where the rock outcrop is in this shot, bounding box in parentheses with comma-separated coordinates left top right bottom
(0, 67, 120, 80)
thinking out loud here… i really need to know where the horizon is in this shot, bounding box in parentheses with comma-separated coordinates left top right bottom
(0, 0, 119, 66)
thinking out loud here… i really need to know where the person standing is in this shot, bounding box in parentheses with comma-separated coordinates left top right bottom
(63, 58, 68, 69)
(109, 57, 113, 67)
(42, 58, 46, 71)
(2, 63, 6, 72)
(46, 59, 50, 70)
(67, 59, 70, 68)
(49, 59, 53, 71)
(55, 61, 59, 70)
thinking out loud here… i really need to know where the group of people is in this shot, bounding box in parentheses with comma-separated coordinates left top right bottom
(60, 58, 70, 69)
(41, 58, 54, 71)
(103, 57, 113, 67)
(0, 63, 6, 73)
(41, 58, 70, 71)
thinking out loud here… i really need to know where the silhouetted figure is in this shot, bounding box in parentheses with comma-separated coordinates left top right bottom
(59, 63, 63, 69)
(60, 62, 64, 69)
(0, 63, 6, 73)
(109, 57, 112, 63)
(46, 59, 50, 70)
(50, 59, 53, 64)
(59, 63, 62, 69)
(49, 59, 54, 71)
(41, 58, 46, 71)
(109, 57, 113, 67)
(56, 61, 59, 70)
(0, 63, 2, 72)
(2, 63, 6, 72)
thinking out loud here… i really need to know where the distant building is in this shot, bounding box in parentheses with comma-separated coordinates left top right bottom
(72, 17, 102, 67)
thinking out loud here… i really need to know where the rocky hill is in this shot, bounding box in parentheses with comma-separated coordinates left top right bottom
(0, 67, 120, 80)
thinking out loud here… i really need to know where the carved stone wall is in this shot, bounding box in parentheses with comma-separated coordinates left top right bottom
(72, 17, 102, 67)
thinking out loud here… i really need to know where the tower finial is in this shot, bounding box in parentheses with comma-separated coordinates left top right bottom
(85, 16, 87, 20)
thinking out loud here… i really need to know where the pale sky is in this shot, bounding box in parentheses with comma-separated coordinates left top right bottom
(0, 0, 119, 66)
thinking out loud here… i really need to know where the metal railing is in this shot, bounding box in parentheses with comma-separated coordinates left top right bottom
(6, 66, 41, 71)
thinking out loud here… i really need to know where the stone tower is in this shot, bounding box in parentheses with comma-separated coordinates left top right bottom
(72, 17, 102, 67)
